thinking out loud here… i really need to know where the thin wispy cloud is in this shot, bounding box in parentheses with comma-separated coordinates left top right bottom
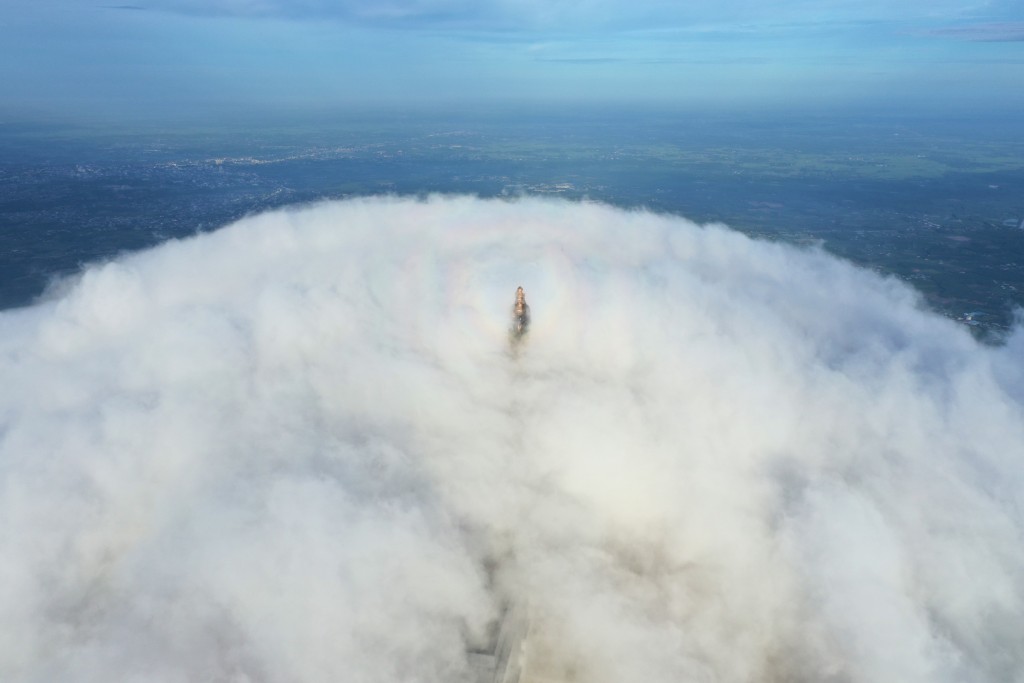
(925, 22, 1024, 41)
(79, 0, 1001, 30)
(535, 55, 769, 64)
(4, 0, 1022, 114)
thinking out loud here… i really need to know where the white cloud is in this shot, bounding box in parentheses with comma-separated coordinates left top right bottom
(0, 195, 1022, 682)
(109, 0, 998, 29)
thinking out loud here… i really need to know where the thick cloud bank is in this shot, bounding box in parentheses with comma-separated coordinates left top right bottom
(1, 195, 1023, 683)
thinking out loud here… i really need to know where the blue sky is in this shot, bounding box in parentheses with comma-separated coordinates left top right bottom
(1, 0, 1022, 120)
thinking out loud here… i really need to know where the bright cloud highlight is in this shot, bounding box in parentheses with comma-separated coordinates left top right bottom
(1, 195, 1022, 682)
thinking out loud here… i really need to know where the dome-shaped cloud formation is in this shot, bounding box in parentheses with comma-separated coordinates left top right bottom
(1, 195, 1022, 682)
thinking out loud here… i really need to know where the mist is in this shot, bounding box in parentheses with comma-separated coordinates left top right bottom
(1, 195, 1022, 682)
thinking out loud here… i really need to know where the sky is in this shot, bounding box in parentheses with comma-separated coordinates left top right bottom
(1, 195, 1023, 681)
(1, 0, 1023, 120)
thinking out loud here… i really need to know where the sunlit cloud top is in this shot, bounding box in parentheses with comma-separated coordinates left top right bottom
(1, 196, 1023, 681)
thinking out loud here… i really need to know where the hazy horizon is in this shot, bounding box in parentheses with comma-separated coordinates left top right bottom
(3, 0, 1023, 123)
